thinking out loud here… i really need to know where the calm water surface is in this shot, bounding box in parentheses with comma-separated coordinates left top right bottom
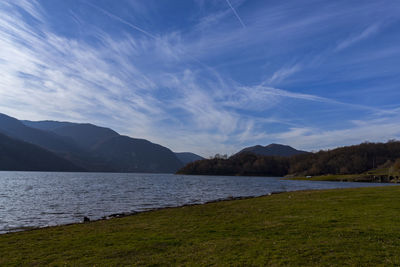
(0, 171, 394, 234)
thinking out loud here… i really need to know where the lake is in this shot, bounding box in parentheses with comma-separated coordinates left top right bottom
(0, 171, 394, 234)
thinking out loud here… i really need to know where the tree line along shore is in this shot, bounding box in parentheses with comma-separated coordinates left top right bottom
(178, 141, 400, 182)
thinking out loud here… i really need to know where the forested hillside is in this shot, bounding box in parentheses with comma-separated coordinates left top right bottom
(177, 141, 400, 177)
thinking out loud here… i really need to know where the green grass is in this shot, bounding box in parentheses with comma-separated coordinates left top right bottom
(2, 186, 400, 266)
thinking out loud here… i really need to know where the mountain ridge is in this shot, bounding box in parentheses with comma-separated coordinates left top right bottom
(0, 132, 83, 172)
(237, 143, 308, 157)
(175, 152, 204, 165)
(0, 113, 188, 173)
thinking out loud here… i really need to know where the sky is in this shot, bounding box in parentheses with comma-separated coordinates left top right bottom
(0, 0, 400, 157)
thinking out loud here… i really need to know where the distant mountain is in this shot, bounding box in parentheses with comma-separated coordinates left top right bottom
(92, 136, 183, 173)
(0, 132, 83, 172)
(0, 114, 114, 171)
(1, 113, 185, 173)
(22, 120, 122, 171)
(175, 152, 204, 165)
(0, 114, 83, 154)
(237, 144, 308, 157)
(22, 121, 118, 149)
(22, 120, 76, 131)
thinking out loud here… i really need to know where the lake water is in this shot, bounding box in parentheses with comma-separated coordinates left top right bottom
(0, 171, 394, 234)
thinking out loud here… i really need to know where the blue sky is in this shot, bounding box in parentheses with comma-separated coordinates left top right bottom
(0, 0, 399, 156)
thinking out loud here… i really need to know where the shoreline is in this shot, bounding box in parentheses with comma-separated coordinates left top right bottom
(3, 186, 400, 265)
(0, 191, 286, 236)
(287, 175, 400, 183)
(1, 183, 394, 236)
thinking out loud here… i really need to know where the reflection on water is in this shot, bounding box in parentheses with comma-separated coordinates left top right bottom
(0, 171, 394, 234)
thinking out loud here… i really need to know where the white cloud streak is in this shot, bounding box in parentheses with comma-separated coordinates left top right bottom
(335, 24, 380, 51)
(267, 63, 302, 85)
(85, 2, 157, 40)
(275, 118, 400, 152)
(225, 0, 246, 28)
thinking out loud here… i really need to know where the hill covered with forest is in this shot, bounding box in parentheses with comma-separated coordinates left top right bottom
(236, 144, 308, 157)
(177, 141, 400, 179)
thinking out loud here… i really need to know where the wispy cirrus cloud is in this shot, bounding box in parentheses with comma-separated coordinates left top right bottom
(0, 1, 249, 155)
(335, 24, 381, 52)
(267, 63, 302, 85)
(0, 0, 399, 156)
(275, 117, 400, 152)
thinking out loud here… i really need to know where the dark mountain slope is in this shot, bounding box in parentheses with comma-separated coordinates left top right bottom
(93, 136, 183, 173)
(2, 113, 193, 173)
(0, 113, 82, 154)
(23, 121, 119, 150)
(0, 132, 83, 171)
(51, 124, 118, 150)
(22, 120, 180, 172)
(175, 152, 204, 164)
(22, 120, 75, 131)
(237, 144, 308, 157)
(1, 114, 113, 171)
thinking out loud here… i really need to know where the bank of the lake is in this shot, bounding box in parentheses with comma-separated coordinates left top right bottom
(287, 174, 365, 182)
(2, 186, 400, 266)
(289, 171, 400, 183)
(2, 172, 386, 234)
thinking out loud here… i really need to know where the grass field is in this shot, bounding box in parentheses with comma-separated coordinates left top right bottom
(2, 186, 400, 266)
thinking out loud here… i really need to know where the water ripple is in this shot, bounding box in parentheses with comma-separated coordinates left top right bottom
(0, 171, 395, 234)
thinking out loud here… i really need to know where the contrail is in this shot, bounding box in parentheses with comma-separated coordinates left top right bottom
(87, 2, 225, 82)
(86, 2, 157, 39)
(225, 0, 246, 28)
